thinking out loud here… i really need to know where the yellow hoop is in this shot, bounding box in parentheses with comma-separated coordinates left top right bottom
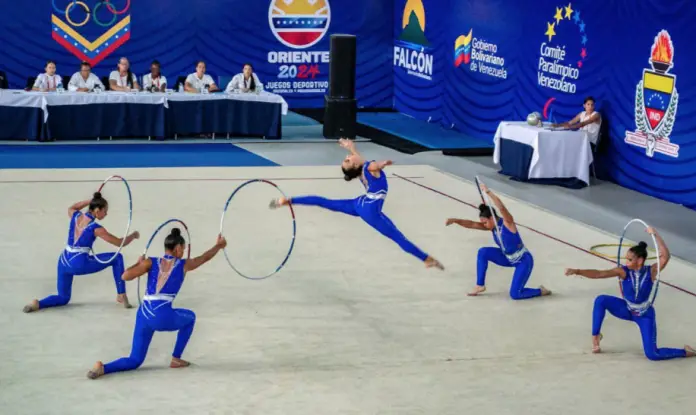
(589, 243, 657, 260)
(66, 1, 90, 27)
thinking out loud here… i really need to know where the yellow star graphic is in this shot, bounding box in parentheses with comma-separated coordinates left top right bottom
(545, 22, 556, 42)
(554, 7, 563, 24)
(565, 3, 573, 19)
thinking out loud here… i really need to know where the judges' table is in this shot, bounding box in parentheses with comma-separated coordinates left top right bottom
(0, 90, 289, 140)
(43, 92, 167, 140)
(0, 91, 45, 140)
(493, 121, 593, 188)
(165, 91, 288, 139)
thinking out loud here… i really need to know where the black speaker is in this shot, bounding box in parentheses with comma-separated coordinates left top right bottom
(328, 34, 356, 99)
(323, 95, 357, 139)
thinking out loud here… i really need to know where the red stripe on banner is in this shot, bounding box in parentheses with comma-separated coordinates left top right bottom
(278, 31, 322, 46)
(52, 31, 130, 66)
(454, 54, 469, 67)
(53, 32, 92, 63)
(92, 32, 130, 66)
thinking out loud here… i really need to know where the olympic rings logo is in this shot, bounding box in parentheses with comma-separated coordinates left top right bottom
(52, 0, 131, 28)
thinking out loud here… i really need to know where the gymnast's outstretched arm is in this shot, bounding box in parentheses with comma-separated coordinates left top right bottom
(367, 160, 393, 173)
(565, 267, 625, 280)
(184, 235, 227, 273)
(445, 218, 487, 230)
(339, 137, 360, 157)
(122, 257, 152, 281)
(95, 228, 140, 248)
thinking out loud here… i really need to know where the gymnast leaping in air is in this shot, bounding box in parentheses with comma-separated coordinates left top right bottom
(270, 138, 444, 270)
(565, 227, 695, 359)
(446, 183, 551, 299)
(23, 192, 140, 313)
(87, 229, 227, 379)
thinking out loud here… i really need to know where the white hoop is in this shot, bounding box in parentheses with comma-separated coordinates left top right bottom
(92, 175, 133, 265)
(475, 176, 505, 251)
(138, 219, 192, 306)
(616, 218, 661, 314)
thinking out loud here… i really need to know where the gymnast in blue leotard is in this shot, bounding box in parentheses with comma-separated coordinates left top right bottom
(565, 227, 695, 359)
(87, 229, 227, 379)
(446, 183, 551, 299)
(269, 138, 443, 270)
(23, 192, 140, 313)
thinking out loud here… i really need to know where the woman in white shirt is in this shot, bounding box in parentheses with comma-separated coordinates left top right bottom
(68, 62, 105, 92)
(225, 63, 263, 93)
(142, 60, 167, 92)
(552, 96, 601, 145)
(185, 61, 219, 93)
(109, 57, 139, 91)
(32, 60, 62, 92)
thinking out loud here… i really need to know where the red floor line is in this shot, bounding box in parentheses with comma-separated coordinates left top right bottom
(393, 173, 696, 299)
(0, 175, 425, 185)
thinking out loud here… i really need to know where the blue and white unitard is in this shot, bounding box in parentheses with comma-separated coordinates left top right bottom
(38, 210, 125, 309)
(477, 218, 541, 300)
(290, 161, 429, 261)
(592, 265, 686, 360)
(104, 255, 196, 374)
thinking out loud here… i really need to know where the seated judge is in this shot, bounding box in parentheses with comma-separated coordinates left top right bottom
(185, 61, 219, 93)
(68, 62, 105, 92)
(109, 57, 140, 91)
(225, 63, 263, 93)
(142, 60, 167, 92)
(551, 96, 601, 145)
(32, 60, 62, 92)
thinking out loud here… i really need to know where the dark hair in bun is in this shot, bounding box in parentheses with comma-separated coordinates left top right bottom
(478, 203, 497, 219)
(89, 192, 108, 211)
(341, 165, 362, 181)
(164, 227, 185, 251)
(629, 241, 648, 261)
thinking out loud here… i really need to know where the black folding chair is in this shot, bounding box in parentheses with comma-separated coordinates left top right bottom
(25, 76, 37, 91)
(0, 70, 8, 89)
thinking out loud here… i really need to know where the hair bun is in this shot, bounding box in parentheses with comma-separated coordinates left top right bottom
(93, 191, 102, 199)
(638, 241, 648, 249)
(170, 227, 181, 237)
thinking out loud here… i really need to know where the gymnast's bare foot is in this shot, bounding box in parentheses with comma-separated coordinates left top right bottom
(23, 299, 39, 313)
(685, 345, 696, 357)
(540, 285, 552, 296)
(425, 256, 444, 270)
(87, 361, 105, 379)
(117, 294, 133, 309)
(592, 334, 603, 353)
(170, 357, 191, 368)
(269, 197, 289, 209)
(467, 285, 486, 296)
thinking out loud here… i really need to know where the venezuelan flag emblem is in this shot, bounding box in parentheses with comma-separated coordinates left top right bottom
(269, 0, 331, 49)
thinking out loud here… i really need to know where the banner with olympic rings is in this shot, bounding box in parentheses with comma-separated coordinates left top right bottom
(0, 0, 393, 109)
(51, 0, 131, 66)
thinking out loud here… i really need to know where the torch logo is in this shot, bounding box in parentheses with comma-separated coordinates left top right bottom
(625, 30, 679, 158)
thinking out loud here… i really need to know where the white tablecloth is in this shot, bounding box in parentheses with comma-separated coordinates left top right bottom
(0, 89, 289, 123)
(493, 121, 593, 185)
(0, 90, 48, 121)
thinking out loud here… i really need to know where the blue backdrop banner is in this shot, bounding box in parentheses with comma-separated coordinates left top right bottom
(393, 0, 696, 210)
(0, 0, 393, 109)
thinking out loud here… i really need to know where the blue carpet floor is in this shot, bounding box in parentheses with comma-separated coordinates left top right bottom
(357, 112, 493, 150)
(0, 143, 277, 169)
